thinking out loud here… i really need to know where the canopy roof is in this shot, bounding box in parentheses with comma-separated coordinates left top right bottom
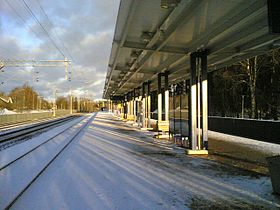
(103, 0, 280, 99)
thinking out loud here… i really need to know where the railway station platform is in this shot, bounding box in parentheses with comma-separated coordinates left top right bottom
(5, 112, 279, 210)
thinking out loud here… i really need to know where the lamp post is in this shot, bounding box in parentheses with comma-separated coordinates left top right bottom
(53, 90, 57, 117)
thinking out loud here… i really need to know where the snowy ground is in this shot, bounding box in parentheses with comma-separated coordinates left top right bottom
(1, 112, 277, 210)
(0, 108, 16, 115)
(208, 131, 280, 165)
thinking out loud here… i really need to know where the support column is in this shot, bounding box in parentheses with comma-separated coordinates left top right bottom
(147, 95, 151, 128)
(187, 51, 208, 154)
(142, 83, 146, 128)
(190, 53, 197, 150)
(156, 73, 170, 137)
(137, 96, 141, 125)
(201, 52, 208, 149)
(147, 81, 151, 128)
(127, 92, 134, 121)
(133, 100, 136, 122)
(133, 89, 137, 123)
(120, 100, 124, 119)
(142, 97, 146, 127)
(130, 100, 133, 120)
(127, 100, 130, 119)
(164, 73, 169, 121)
(125, 94, 128, 120)
(157, 73, 162, 122)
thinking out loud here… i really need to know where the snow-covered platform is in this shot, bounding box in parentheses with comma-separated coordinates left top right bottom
(4, 112, 280, 209)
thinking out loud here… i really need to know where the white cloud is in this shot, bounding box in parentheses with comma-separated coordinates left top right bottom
(0, 0, 120, 100)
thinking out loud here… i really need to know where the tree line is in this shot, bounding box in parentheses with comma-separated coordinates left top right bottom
(209, 48, 279, 120)
(0, 83, 100, 113)
(0, 84, 51, 111)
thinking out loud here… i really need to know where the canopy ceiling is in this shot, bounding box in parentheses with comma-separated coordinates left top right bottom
(103, 0, 280, 99)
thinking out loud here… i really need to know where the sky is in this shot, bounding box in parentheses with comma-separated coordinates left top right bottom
(0, 0, 120, 100)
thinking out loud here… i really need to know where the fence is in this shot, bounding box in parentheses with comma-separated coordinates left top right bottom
(0, 110, 76, 126)
(169, 117, 280, 144)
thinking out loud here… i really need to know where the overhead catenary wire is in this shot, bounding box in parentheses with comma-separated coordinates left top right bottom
(1, 0, 74, 98)
(34, 0, 76, 63)
(0, 47, 34, 85)
(21, 0, 66, 58)
(4, 0, 42, 47)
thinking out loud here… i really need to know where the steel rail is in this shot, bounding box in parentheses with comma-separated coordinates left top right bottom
(4, 113, 96, 209)
(0, 115, 79, 144)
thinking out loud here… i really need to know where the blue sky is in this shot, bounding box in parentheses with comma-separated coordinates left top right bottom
(0, 0, 120, 100)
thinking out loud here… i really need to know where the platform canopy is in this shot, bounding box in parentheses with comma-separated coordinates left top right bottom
(103, 0, 280, 99)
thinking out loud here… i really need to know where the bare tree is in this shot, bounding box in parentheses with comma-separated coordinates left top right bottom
(240, 57, 257, 118)
(270, 48, 280, 120)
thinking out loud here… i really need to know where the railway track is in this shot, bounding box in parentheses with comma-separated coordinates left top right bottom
(0, 115, 81, 149)
(0, 113, 95, 209)
(0, 116, 67, 131)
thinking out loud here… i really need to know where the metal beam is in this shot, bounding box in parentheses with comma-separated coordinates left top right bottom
(103, 0, 139, 98)
(186, 0, 267, 52)
(122, 41, 188, 54)
(115, 65, 156, 74)
(117, 0, 202, 92)
(0, 59, 69, 67)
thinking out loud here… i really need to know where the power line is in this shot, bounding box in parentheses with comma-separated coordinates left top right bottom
(21, 0, 66, 58)
(4, 0, 42, 43)
(34, 0, 76, 63)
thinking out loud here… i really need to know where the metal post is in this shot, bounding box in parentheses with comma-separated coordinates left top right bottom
(127, 101, 130, 118)
(77, 97, 80, 112)
(179, 90, 182, 138)
(165, 90, 169, 121)
(201, 51, 208, 149)
(147, 96, 151, 127)
(147, 81, 151, 128)
(190, 53, 197, 150)
(173, 85, 176, 137)
(65, 57, 69, 80)
(130, 100, 133, 119)
(53, 89, 57, 117)
(158, 73, 162, 122)
(197, 59, 201, 150)
(142, 97, 146, 127)
(164, 72, 169, 121)
(70, 90, 73, 114)
(141, 83, 146, 127)
(133, 89, 137, 123)
(137, 97, 140, 125)
(133, 99, 136, 122)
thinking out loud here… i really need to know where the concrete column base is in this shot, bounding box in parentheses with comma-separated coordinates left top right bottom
(127, 114, 135, 121)
(140, 127, 153, 131)
(154, 134, 170, 139)
(185, 149, 208, 155)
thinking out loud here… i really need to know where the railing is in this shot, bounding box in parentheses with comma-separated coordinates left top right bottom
(0, 110, 77, 126)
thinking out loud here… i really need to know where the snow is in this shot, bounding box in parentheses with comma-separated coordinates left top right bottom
(0, 108, 16, 115)
(0, 116, 86, 168)
(28, 110, 51, 113)
(208, 131, 280, 156)
(3, 112, 279, 210)
(0, 109, 52, 116)
(0, 116, 89, 209)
